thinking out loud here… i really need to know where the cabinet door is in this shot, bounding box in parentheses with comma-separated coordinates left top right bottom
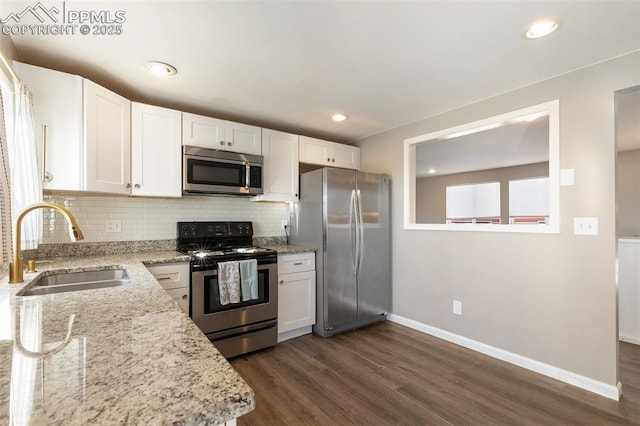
(182, 112, 226, 150)
(224, 121, 262, 155)
(331, 142, 360, 170)
(278, 270, 316, 334)
(299, 136, 360, 170)
(165, 288, 190, 314)
(13, 62, 83, 191)
(299, 135, 330, 165)
(254, 129, 298, 202)
(131, 103, 182, 197)
(84, 79, 131, 194)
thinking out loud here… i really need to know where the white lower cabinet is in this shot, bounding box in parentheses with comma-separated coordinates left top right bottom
(277, 252, 316, 342)
(146, 262, 190, 314)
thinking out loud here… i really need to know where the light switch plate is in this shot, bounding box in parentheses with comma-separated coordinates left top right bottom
(574, 217, 598, 235)
(453, 300, 462, 315)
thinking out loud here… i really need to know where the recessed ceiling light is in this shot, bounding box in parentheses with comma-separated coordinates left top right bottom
(428, 168, 436, 174)
(146, 61, 177, 76)
(526, 19, 559, 39)
(332, 113, 348, 122)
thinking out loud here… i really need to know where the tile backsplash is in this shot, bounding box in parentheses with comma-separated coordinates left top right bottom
(42, 194, 290, 243)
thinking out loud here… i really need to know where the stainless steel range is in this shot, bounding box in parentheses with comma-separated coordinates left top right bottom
(177, 221, 278, 358)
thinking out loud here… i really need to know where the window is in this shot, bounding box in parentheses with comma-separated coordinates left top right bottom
(509, 177, 550, 224)
(446, 182, 501, 224)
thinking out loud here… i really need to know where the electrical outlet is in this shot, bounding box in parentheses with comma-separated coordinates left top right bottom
(281, 219, 288, 230)
(574, 217, 598, 236)
(453, 300, 462, 315)
(105, 219, 121, 233)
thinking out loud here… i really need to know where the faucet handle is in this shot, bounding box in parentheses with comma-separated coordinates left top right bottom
(27, 260, 37, 273)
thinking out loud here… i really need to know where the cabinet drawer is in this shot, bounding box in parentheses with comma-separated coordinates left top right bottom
(278, 252, 315, 274)
(147, 262, 189, 290)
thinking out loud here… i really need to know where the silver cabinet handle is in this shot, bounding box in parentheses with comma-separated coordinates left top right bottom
(293, 262, 303, 265)
(227, 141, 232, 146)
(134, 184, 141, 189)
(126, 183, 131, 188)
(41, 124, 53, 183)
(220, 141, 225, 146)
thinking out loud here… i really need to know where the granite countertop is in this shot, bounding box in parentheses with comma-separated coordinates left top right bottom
(266, 244, 316, 254)
(0, 251, 255, 425)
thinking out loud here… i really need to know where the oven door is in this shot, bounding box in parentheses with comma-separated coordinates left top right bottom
(191, 261, 277, 335)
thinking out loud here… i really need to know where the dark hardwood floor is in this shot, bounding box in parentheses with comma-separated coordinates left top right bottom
(230, 321, 640, 425)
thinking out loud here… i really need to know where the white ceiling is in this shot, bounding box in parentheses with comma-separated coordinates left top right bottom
(2, 0, 640, 143)
(416, 117, 549, 177)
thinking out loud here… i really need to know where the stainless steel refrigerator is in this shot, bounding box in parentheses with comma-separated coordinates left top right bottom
(289, 167, 391, 337)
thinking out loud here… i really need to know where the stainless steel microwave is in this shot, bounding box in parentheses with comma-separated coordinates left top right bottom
(182, 146, 263, 196)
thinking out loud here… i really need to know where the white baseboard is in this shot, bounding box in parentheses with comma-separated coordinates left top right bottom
(277, 326, 312, 343)
(619, 334, 640, 346)
(387, 314, 621, 401)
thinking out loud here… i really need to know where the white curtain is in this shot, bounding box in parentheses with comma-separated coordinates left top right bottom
(0, 81, 12, 263)
(8, 83, 41, 250)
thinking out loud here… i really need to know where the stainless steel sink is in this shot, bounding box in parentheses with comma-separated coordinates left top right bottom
(18, 269, 131, 296)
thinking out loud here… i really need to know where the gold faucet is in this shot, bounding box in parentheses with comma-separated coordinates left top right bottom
(9, 202, 84, 283)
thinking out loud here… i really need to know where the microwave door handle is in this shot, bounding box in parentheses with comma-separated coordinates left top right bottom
(244, 161, 250, 189)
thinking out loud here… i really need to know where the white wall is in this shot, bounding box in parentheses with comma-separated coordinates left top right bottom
(41, 194, 289, 243)
(356, 52, 640, 391)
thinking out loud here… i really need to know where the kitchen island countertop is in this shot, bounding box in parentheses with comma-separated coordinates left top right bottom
(0, 250, 254, 425)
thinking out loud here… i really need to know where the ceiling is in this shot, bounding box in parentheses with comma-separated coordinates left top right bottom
(1, 1, 639, 143)
(416, 116, 549, 177)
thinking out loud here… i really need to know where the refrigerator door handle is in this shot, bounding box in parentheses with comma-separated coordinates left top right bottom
(350, 189, 358, 273)
(356, 189, 364, 276)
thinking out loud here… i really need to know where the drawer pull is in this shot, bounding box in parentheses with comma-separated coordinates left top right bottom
(293, 262, 303, 266)
(156, 276, 172, 281)
(182, 294, 188, 300)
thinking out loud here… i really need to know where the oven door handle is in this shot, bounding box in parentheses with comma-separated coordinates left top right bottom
(208, 319, 277, 341)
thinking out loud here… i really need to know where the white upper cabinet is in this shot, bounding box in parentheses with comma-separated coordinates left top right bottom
(84, 79, 131, 195)
(14, 62, 131, 195)
(299, 135, 360, 170)
(182, 112, 261, 155)
(225, 120, 262, 155)
(253, 129, 299, 202)
(131, 103, 182, 197)
(13, 62, 83, 191)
